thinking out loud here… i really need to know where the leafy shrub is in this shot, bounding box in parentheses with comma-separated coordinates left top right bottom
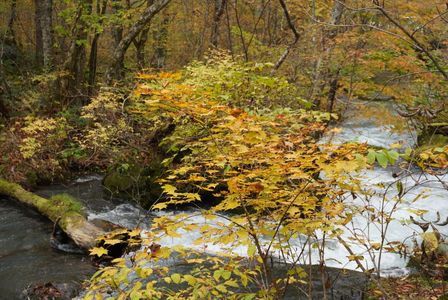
(84, 68, 366, 299)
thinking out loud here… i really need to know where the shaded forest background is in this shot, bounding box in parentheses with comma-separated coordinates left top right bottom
(0, 0, 447, 187)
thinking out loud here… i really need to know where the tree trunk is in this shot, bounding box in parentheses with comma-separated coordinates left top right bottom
(326, 69, 340, 113)
(34, 0, 43, 66)
(134, 29, 150, 69)
(310, 0, 345, 108)
(62, 1, 92, 103)
(106, 0, 172, 83)
(150, 14, 169, 69)
(133, 0, 154, 70)
(0, 179, 105, 249)
(272, 0, 300, 72)
(40, 0, 54, 69)
(6, 0, 18, 45)
(111, 0, 125, 79)
(210, 0, 227, 47)
(88, 0, 108, 96)
(0, 89, 9, 118)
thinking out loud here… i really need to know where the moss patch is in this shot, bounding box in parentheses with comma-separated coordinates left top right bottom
(49, 193, 85, 216)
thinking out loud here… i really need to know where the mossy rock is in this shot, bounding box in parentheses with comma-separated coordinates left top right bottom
(49, 193, 85, 216)
(103, 166, 143, 194)
(418, 134, 448, 150)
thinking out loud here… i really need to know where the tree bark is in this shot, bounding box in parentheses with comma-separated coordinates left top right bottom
(40, 0, 54, 69)
(0, 87, 9, 118)
(106, 0, 172, 83)
(272, 0, 300, 72)
(64, 0, 93, 103)
(6, 0, 18, 45)
(133, 0, 154, 69)
(150, 14, 169, 69)
(111, 0, 125, 79)
(326, 69, 340, 113)
(0, 179, 105, 249)
(88, 0, 108, 96)
(210, 0, 227, 47)
(310, 0, 345, 108)
(34, 0, 43, 66)
(134, 29, 150, 69)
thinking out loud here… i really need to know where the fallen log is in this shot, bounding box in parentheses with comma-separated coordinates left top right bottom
(0, 178, 105, 250)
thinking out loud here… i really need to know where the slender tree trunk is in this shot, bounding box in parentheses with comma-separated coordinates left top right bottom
(6, 0, 17, 45)
(0, 72, 9, 118)
(88, 0, 108, 96)
(326, 69, 340, 113)
(150, 14, 169, 69)
(225, 3, 234, 56)
(0, 51, 11, 118)
(134, 29, 150, 69)
(34, 0, 43, 66)
(210, 0, 227, 47)
(272, 0, 300, 72)
(111, 0, 125, 78)
(0, 94, 8, 118)
(233, 0, 249, 61)
(40, 0, 54, 69)
(62, 1, 91, 103)
(106, 0, 172, 83)
(310, 0, 345, 108)
(133, 0, 154, 70)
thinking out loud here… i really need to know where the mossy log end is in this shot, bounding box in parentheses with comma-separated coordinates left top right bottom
(0, 178, 106, 249)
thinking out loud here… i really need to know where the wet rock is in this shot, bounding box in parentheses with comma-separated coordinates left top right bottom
(103, 168, 139, 194)
(23, 282, 81, 300)
(90, 218, 122, 232)
(276, 265, 367, 300)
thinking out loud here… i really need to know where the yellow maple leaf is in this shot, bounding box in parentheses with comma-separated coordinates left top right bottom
(89, 247, 108, 257)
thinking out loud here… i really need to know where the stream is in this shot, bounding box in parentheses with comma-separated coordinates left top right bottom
(0, 100, 446, 299)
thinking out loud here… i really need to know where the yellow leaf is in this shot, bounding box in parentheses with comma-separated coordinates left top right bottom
(162, 184, 177, 195)
(184, 274, 197, 285)
(152, 202, 168, 210)
(104, 239, 123, 245)
(247, 244, 256, 257)
(128, 228, 142, 237)
(171, 273, 182, 284)
(89, 247, 108, 257)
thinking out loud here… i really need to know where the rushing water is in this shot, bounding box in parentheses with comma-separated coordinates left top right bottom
(0, 199, 95, 298)
(0, 100, 446, 299)
(0, 176, 150, 299)
(320, 100, 447, 275)
(153, 100, 447, 276)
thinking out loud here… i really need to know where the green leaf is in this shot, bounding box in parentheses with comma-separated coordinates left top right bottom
(171, 273, 181, 284)
(222, 270, 231, 280)
(213, 270, 221, 281)
(215, 284, 228, 293)
(386, 150, 400, 164)
(224, 280, 239, 288)
(376, 152, 388, 168)
(367, 150, 376, 164)
(184, 274, 197, 285)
